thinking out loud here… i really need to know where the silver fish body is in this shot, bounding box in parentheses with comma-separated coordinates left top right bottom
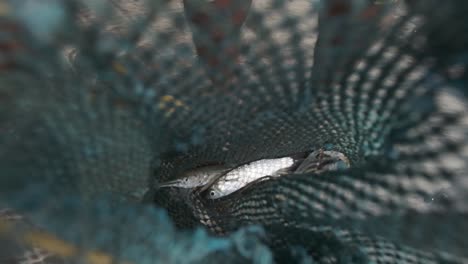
(158, 165, 228, 189)
(159, 150, 349, 199)
(207, 157, 295, 199)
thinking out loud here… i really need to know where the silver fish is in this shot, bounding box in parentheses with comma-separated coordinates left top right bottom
(206, 157, 295, 199)
(158, 165, 229, 189)
(294, 149, 350, 174)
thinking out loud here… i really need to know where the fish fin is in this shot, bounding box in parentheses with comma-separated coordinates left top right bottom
(294, 151, 322, 174)
(274, 167, 293, 176)
(237, 175, 274, 194)
(289, 151, 312, 160)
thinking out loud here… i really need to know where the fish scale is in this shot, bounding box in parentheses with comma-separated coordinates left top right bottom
(207, 157, 295, 199)
(202, 150, 350, 199)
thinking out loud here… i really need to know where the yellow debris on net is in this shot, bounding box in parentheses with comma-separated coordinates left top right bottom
(112, 62, 128, 75)
(0, 219, 11, 233)
(174, 100, 185, 107)
(161, 95, 175, 103)
(24, 230, 77, 257)
(0, 219, 132, 264)
(164, 107, 176, 118)
(86, 251, 116, 264)
(0, 1, 11, 16)
(158, 94, 190, 117)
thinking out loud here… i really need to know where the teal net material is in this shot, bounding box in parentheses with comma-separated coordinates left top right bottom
(1, 0, 468, 263)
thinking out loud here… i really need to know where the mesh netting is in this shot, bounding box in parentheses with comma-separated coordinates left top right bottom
(1, 0, 468, 263)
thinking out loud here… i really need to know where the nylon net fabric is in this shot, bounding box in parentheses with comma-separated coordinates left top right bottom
(1, 0, 468, 263)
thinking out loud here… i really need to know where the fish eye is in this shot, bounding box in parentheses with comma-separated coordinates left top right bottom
(210, 191, 215, 196)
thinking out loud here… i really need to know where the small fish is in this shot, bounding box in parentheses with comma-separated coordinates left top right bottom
(294, 149, 350, 174)
(158, 165, 229, 189)
(206, 157, 295, 199)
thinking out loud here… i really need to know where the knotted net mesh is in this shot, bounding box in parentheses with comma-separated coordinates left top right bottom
(1, 0, 468, 263)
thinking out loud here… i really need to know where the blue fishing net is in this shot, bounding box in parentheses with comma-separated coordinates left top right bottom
(1, 0, 468, 263)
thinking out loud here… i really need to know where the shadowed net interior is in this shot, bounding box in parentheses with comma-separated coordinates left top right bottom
(1, 0, 468, 263)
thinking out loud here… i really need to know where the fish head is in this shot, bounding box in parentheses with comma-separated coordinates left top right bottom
(206, 185, 224, 199)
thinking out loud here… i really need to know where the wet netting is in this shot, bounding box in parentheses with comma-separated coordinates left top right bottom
(1, 0, 468, 263)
